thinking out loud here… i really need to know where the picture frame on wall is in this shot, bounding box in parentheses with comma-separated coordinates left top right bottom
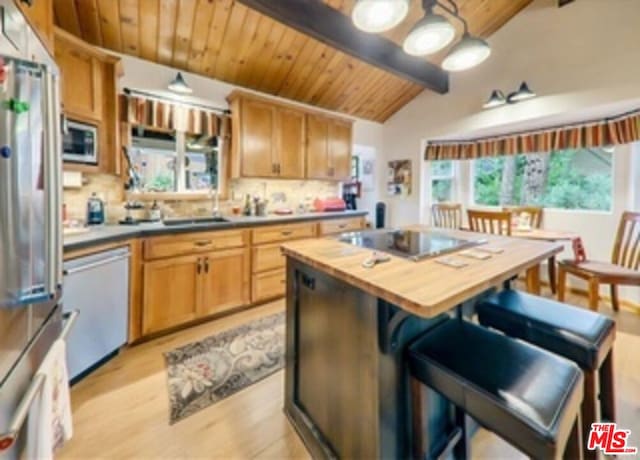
(387, 160, 412, 196)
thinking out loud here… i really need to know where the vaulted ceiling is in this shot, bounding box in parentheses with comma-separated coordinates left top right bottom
(53, 0, 532, 122)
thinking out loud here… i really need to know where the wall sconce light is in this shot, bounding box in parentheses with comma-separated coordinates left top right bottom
(168, 72, 193, 94)
(483, 81, 536, 109)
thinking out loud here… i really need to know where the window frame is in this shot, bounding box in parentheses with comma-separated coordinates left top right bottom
(127, 124, 227, 201)
(429, 160, 457, 204)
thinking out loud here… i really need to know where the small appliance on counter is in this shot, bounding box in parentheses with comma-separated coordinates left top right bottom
(147, 200, 162, 222)
(342, 180, 361, 210)
(313, 197, 347, 212)
(86, 192, 105, 225)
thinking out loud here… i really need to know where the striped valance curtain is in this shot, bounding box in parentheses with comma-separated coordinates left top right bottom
(121, 94, 229, 138)
(425, 109, 640, 160)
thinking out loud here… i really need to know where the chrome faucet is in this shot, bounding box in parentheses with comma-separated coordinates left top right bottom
(211, 189, 221, 218)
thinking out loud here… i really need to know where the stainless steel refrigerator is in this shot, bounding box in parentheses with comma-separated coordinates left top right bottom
(0, 1, 70, 458)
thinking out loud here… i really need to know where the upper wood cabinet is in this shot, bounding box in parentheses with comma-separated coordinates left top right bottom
(56, 42, 103, 121)
(16, 0, 54, 54)
(236, 97, 277, 177)
(275, 107, 306, 178)
(54, 27, 122, 175)
(228, 91, 351, 181)
(306, 113, 353, 181)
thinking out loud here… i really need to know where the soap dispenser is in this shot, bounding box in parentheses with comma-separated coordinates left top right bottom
(86, 192, 105, 225)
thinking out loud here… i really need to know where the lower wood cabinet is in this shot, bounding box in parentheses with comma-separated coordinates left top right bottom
(199, 247, 250, 317)
(142, 254, 200, 335)
(318, 216, 365, 236)
(142, 247, 250, 335)
(252, 269, 286, 304)
(138, 218, 364, 338)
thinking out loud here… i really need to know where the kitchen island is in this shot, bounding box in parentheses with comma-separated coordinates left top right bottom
(280, 227, 562, 459)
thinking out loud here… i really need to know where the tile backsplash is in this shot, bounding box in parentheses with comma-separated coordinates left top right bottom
(63, 173, 341, 224)
(229, 178, 340, 210)
(64, 173, 126, 223)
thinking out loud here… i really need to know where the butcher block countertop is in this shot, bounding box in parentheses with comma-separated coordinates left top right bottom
(280, 226, 563, 319)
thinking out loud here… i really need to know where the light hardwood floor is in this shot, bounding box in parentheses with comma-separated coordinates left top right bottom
(59, 295, 640, 459)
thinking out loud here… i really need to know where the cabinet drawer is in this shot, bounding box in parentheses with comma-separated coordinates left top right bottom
(252, 269, 286, 303)
(251, 222, 315, 245)
(144, 229, 247, 260)
(252, 243, 285, 273)
(318, 217, 364, 236)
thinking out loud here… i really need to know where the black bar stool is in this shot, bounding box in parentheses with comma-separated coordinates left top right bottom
(477, 290, 616, 460)
(408, 318, 584, 460)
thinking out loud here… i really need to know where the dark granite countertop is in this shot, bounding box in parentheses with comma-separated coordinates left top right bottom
(63, 210, 368, 252)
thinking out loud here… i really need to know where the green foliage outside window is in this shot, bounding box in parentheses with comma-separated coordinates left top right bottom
(473, 148, 612, 210)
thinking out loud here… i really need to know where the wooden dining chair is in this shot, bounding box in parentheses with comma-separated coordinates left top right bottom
(432, 203, 463, 229)
(503, 206, 543, 229)
(503, 206, 559, 293)
(467, 210, 512, 236)
(558, 211, 640, 311)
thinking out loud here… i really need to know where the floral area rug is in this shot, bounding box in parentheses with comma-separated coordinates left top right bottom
(163, 312, 285, 424)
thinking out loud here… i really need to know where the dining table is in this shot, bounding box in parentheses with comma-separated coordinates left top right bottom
(510, 227, 579, 295)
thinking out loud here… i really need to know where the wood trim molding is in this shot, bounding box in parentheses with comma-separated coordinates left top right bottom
(226, 89, 355, 124)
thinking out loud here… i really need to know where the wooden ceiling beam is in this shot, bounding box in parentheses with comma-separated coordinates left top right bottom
(235, 0, 449, 94)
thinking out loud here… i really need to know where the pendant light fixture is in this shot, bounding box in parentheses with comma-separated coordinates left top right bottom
(442, 33, 491, 71)
(403, 2, 455, 56)
(168, 72, 193, 94)
(352, 0, 410, 33)
(350, 0, 492, 72)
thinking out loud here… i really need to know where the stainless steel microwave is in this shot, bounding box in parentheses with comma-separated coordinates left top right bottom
(62, 120, 98, 165)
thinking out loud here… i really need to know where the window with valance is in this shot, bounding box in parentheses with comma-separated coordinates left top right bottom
(120, 93, 231, 197)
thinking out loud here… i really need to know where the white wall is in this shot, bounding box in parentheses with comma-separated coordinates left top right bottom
(382, 0, 640, 225)
(381, 0, 640, 303)
(117, 53, 385, 223)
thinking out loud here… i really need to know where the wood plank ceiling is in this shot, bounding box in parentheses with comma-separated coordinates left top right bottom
(53, 0, 532, 122)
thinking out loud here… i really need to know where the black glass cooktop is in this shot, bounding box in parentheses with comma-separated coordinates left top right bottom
(337, 229, 479, 261)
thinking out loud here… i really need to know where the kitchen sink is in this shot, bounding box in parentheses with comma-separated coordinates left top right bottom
(163, 216, 230, 226)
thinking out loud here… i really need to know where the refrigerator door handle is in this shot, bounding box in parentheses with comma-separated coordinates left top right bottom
(0, 309, 79, 453)
(43, 67, 62, 297)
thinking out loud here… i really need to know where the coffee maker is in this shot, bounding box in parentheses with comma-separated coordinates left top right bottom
(342, 180, 361, 210)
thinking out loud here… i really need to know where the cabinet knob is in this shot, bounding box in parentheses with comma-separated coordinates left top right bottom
(204, 258, 209, 273)
(197, 258, 202, 274)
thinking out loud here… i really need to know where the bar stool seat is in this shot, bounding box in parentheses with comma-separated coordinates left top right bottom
(408, 318, 584, 460)
(477, 290, 616, 460)
(477, 290, 615, 370)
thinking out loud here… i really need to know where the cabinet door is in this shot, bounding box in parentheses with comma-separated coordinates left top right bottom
(252, 269, 286, 303)
(17, 0, 54, 53)
(55, 38, 102, 121)
(329, 119, 352, 181)
(241, 99, 276, 177)
(199, 248, 250, 317)
(275, 107, 305, 178)
(306, 114, 331, 180)
(142, 254, 200, 335)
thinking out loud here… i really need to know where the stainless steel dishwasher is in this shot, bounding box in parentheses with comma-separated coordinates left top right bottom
(63, 247, 130, 381)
